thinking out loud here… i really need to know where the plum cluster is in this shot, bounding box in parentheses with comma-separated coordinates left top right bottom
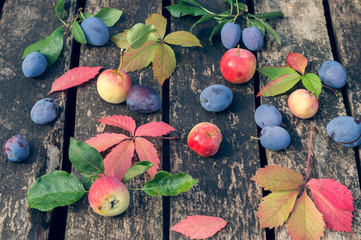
(254, 104, 290, 150)
(327, 116, 361, 147)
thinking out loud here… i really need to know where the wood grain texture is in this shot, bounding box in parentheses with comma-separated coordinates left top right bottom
(168, 1, 264, 239)
(254, 0, 361, 239)
(64, 1, 164, 239)
(0, 0, 76, 239)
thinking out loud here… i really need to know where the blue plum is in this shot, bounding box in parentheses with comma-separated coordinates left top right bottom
(221, 22, 242, 49)
(200, 84, 233, 112)
(242, 26, 264, 51)
(254, 104, 282, 128)
(326, 116, 361, 147)
(22, 52, 47, 78)
(318, 60, 347, 89)
(81, 17, 109, 46)
(31, 98, 58, 124)
(126, 85, 162, 113)
(260, 126, 290, 150)
(4, 135, 29, 162)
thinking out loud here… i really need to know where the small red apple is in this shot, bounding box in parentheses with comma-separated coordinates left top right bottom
(187, 122, 222, 157)
(88, 176, 130, 217)
(97, 69, 132, 104)
(220, 47, 257, 84)
(288, 89, 319, 119)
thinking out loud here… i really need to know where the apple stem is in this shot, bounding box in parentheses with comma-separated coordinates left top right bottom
(209, 129, 220, 137)
(237, 44, 240, 55)
(116, 49, 124, 75)
(249, 134, 260, 140)
(322, 84, 339, 97)
(305, 126, 317, 184)
(309, 88, 318, 97)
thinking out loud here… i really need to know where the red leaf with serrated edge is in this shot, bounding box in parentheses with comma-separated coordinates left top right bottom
(170, 215, 227, 239)
(287, 191, 325, 240)
(251, 165, 304, 191)
(104, 140, 135, 180)
(134, 137, 160, 178)
(98, 115, 136, 135)
(85, 133, 128, 152)
(135, 122, 177, 137)
(48, 66, 103, 94)
(307, 178, 354, 232)
(286, 52, 308, 75)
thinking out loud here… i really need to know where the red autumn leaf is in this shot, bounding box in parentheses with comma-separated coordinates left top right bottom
(307, 178, 354, 232)
(48, 66, 103, 94)
(135, 137, 160, 178)
(287, 191, 325, 240)
(135, 122, 177, 137)
(286, 52, 308, 75)
(170, 215, 227, 239)
(103, 140, 135, 180)
(85, 133, 128, 152)
(251, 165, 304, 191)
(98, 115, 136, 135)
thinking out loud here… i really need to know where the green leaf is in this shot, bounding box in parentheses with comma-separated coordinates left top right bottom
(234, 3, 248, 11)
(152, 43, 176, 85)
(190, 14, 216, 32)
(127, 23, 156, 49)
(257, 66, 298, 80)
(95, 7, 123, 27)
(257, 73, 302, 97)
(248, 18, 266, 36)
(182, 0, 207, 9)
(209, 22, 226, 44)
(165, 1, 208, 17)
(72, 21, 87, 44)
(253, 11, 284, 19)
(68, 138, 104, 175)
(40, 26, 64, 66)
(164, 31, 202, 47)
(22, 39, 47, 59)
(79, 12, 94, 21)
(142, 171, 198, 196)
(146, 13, 167, 39)
(252, 15, 281, 45)
(110, 30, 130, 49)
(55, 0, 64, 21)
(122, 161, 154, 184)
(302, 73, 322, 98)
(81, 174, 100, 190)
(27, 170, 86, 211)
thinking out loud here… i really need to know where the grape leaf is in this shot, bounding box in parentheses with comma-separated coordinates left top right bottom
(40, 26, 64, 66)
(287, 191, 325, 240)
(165, 1, 208, 17)
(164, 31, 202, 47)
(146, 13, 167, 39)
(152, 43, 176, 85)
(85, 133, 128, 152)
(121, 41, 159, 72)
(256, 189, 299, 229)
(103, 140, 135, 180)
(257, 66, 298, 80)
(251, 165, 303, 191)
(94, 7, 122, 27)
(302, 73, 322, 99)
(72, 21, 87, 44)
(170, 215, 227, 239)
(68, 138, 104, 175)
(55, 0, 64, 21)
(134, 137, 160, 178)
(308, 178, 354, 232)
(98, 115, 136, 135)
(27, 170, 86, 211)
(256, 73, 302, 97)
(110, 30, 130, 49)
(122, 161, 154, 184)
(135, 122, 177, 137)
(142, 171, 198, 196)
(48, 66, 102, 94)
(127, 23, 156, 49)
(287, 52, 308, 75)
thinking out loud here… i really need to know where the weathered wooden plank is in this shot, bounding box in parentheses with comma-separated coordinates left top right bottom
(168, 1, 264, 239)
(254, 0, 361, 239)
(64, 1, 164, 239)
(0, 0, 75, 239)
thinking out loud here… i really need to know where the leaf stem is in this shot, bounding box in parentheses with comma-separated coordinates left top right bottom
(116, 49, 124, 75)
(305, 126, 317, 184)
(128, 188, 143, 191)
(138, 136, 179, 140)
(322, 84, 339, 97)
(232, 0, 240, 23)
(249, 134, 260, 140)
